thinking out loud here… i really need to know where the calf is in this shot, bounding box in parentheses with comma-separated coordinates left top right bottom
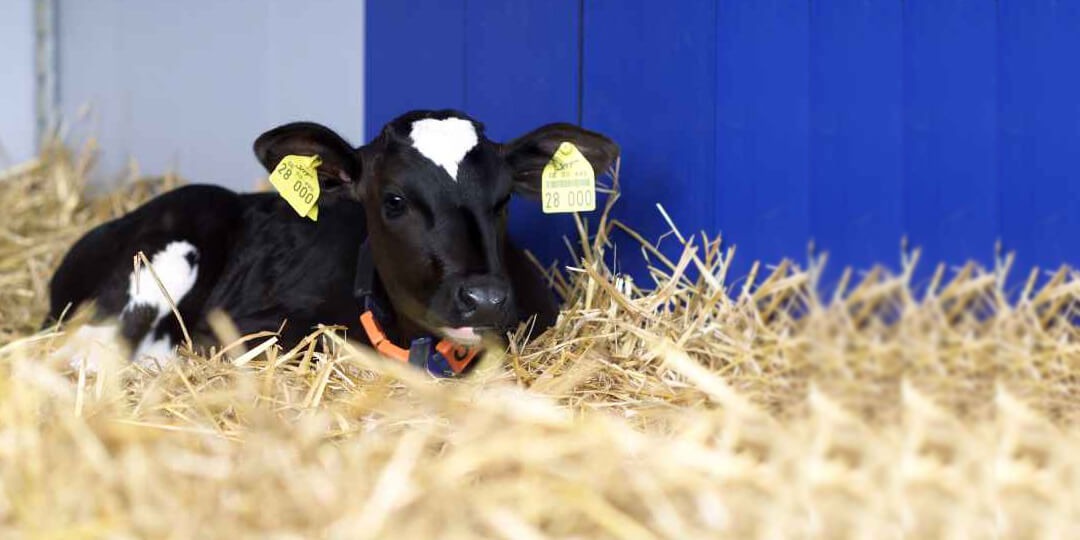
(46, 110, 619, 376)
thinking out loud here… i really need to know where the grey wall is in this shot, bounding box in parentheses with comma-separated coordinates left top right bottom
(58, 0, 365, 190)
(0, 0, 36, 167)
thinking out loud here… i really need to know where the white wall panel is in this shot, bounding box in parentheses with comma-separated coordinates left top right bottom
(58, 0, 365, 189)
(0, 0, 36, 166)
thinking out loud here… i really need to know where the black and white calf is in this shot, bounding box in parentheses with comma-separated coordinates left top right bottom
(47, 110, 619, 374)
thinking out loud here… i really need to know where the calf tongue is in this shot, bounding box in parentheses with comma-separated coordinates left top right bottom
(440, 326, 481, 345)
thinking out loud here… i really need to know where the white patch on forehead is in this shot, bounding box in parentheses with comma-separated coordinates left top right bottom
(409, 117, 478, 181)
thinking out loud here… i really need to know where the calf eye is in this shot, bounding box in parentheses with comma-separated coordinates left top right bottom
(382, 194, 407, 218)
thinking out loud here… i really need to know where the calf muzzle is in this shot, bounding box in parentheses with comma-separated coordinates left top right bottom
(453, 277, 511, 327)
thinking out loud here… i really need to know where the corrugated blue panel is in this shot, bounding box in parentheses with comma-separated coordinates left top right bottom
(367, 1, 1080, 289)
(716, 0, 809, 285)
(583, 0, 717, 282)
(463, 0, 581, 270)
(809, 0, 903, 288)
(366, 0, 580, 269)
(903, 0, 999, 281)
(463, 0, 579, 141)
(999, 0, 1080, 283)
(364, 0, 466, 140)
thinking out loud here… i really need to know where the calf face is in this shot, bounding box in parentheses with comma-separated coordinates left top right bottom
(254, 110, 618, 341)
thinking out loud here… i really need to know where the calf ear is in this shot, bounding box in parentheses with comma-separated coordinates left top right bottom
(253, 122, 361, 190)
(501, 123, 619, 198)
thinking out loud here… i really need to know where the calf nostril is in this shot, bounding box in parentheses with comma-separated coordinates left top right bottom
(456, 285, 508, 316)
(456, 286, 479, 312)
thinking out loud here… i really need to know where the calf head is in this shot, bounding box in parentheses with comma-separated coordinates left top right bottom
(254, 110, 618, 342)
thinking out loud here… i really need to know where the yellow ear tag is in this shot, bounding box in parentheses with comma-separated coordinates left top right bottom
(269, 154, 322, 221)
(541, 142, 596, 214)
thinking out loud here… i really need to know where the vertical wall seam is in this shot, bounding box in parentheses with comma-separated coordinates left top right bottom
(462, 0, 469, 111)
(899, 0, 907, 250)
(360, 0, 369, 139)
(994, 0, 1003, 261)
(34, 0, 58, 148)
(577, 0, 584, 126)
(806, 0, 813, 246)
(712, 0, 719, 240)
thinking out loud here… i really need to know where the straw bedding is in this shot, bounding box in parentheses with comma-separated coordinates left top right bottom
(2, 142, 1079, 539)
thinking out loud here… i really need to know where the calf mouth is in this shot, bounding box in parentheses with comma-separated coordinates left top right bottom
(437, 325, 515, 346)
(392, 298, 510, 347)
(424, 291, 515, 345)
(438, 326, 487, 345)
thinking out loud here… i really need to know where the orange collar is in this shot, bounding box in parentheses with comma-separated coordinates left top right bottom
(359, 310, 480, 376)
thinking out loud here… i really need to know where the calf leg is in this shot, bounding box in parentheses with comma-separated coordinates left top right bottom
(50, 236, 203, 369)
(119, 238, 203, 365)
(47, 185, 241, 369)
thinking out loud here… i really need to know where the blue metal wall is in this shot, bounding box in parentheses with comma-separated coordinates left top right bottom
(366, 1, 1080, 290)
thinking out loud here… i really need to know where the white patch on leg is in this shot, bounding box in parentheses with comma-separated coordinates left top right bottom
(409, 118, 478, 181)
(49, 242, 197, 374)
(54, 324, 126, 373)
(121, 240, 197, 368)
(132, 333, 177, 369)
(126, 241, 199, 317)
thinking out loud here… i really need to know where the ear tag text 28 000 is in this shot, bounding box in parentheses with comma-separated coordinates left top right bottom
(541, 142, 596, 214)
(269, 154, 321, 221)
